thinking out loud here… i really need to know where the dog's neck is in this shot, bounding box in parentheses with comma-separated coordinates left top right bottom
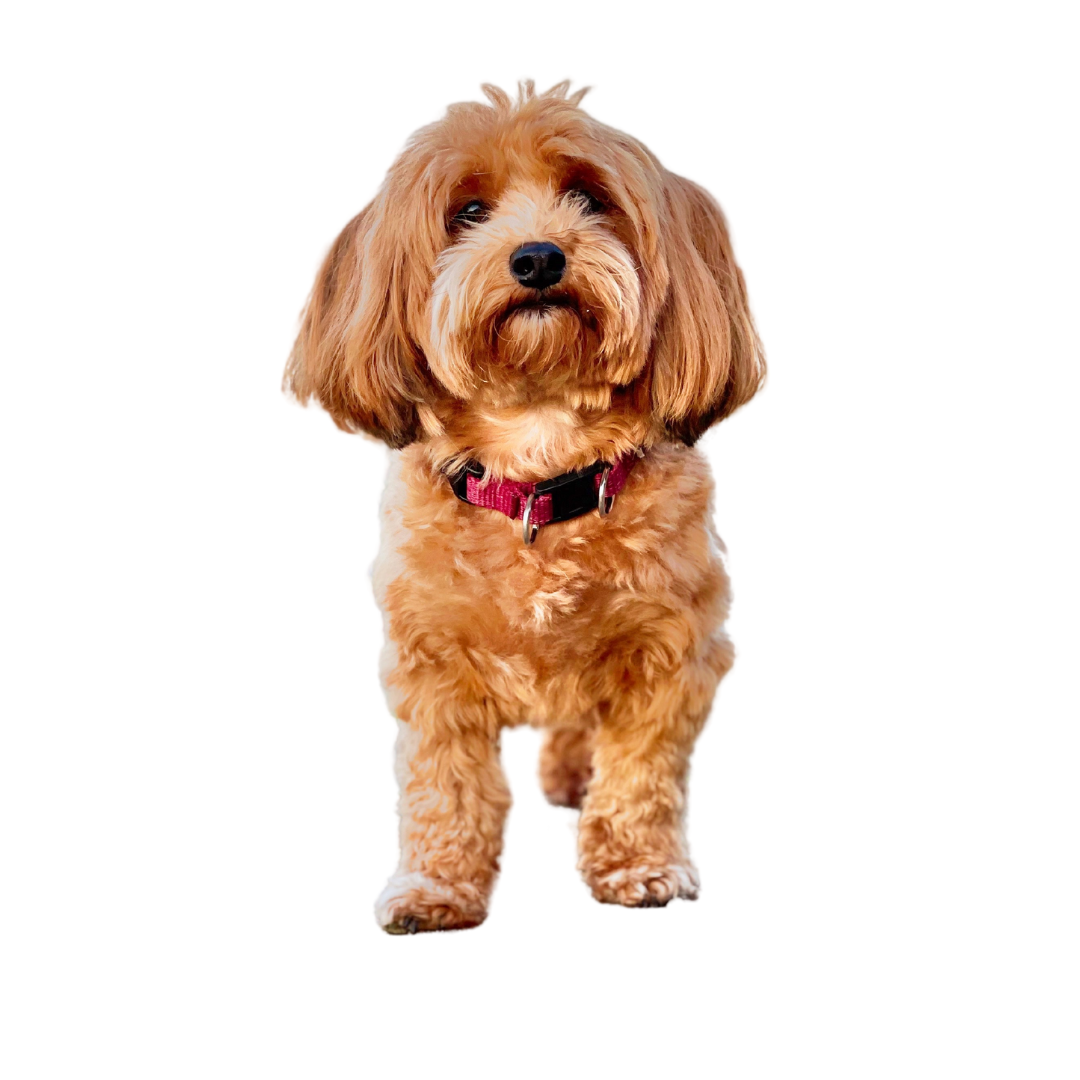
(419, 388, 654, 482)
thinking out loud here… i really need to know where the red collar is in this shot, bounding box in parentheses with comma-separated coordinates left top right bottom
(448, 450, 642, 545)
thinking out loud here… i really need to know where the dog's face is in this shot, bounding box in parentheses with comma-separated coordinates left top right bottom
(428, 162, 651, 403)
(286, 82, 763, 448)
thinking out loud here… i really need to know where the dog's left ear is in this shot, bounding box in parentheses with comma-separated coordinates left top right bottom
(649, 175, 765, 443)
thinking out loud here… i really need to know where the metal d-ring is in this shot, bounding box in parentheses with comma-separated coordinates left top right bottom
(597, 464, 615, 517)
(522, 492, 539, 545)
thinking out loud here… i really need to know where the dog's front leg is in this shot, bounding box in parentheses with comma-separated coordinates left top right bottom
(376, 708, 510, 934)
(577, 652, 727, 907)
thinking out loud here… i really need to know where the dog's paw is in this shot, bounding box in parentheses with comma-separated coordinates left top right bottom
(583, 860, 700, 907)
(541, 768, 590, 809)
(375, 873, 488, 934)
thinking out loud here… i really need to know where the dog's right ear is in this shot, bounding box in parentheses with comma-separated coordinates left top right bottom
(284, 203, 426, 448)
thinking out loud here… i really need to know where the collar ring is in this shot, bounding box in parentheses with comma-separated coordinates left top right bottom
(522, 493, 540, 545)
(597, 465, 615, 518)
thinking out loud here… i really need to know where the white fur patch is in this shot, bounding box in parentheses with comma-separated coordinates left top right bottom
(374, 872, 485, 927)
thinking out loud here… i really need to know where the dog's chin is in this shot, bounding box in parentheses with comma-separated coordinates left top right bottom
(496, 301, 583, 360)
(474, 294, 623, 385)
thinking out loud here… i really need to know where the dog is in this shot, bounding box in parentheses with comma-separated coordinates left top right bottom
(285, 81, 764, 932)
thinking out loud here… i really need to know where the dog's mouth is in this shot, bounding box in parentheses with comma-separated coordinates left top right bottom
(501, 294, 578, 321)
(493, 292, 604, 341)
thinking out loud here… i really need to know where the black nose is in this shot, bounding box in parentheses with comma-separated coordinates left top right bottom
(509, 242, 566, 290)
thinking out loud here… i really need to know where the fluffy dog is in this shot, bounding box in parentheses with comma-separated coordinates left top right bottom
(285, 81, 764, 932)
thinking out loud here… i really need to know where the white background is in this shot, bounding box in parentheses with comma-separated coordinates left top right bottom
(2, 2, 1077, 1077)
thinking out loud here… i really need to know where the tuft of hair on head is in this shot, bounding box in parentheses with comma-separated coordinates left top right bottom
(480, 83, 512, 110)
(480, 80, 591, 112)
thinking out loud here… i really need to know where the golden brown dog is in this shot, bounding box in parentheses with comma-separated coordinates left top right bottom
(285, 81, 764, 932)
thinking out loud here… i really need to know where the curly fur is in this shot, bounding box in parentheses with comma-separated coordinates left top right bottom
(285, 81, 764, 931)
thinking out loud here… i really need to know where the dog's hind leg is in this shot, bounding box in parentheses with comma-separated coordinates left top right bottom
(539, 725, 595, 809)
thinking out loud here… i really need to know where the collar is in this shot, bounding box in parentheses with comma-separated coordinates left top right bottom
(448, 449, 642, 545)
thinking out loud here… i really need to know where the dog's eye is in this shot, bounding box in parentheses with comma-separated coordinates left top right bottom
(454, 200, 489, 226)
(569, 188, 605, 215)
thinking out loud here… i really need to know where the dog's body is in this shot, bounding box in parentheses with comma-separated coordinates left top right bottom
(286, 83, 763, 932)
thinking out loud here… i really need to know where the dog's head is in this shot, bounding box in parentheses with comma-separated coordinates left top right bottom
(285, 82, 763, 448)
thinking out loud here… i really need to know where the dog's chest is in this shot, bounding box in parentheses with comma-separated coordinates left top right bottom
(372, 443, 728, 720)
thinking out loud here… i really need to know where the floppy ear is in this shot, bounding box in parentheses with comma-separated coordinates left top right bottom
(284, 202, 427, 448)
(650, 175, 765, 443)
